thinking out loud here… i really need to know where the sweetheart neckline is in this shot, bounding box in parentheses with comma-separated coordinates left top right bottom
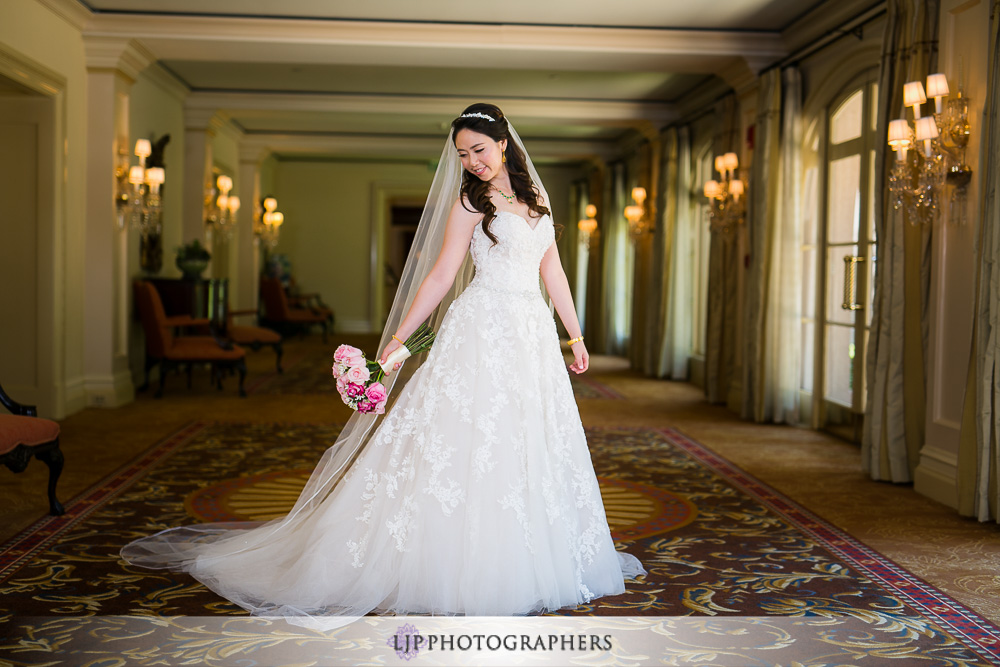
(493, 210, 549, 232)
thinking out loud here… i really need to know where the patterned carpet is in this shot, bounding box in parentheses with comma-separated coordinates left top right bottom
(1, 422, 998, 664)
(245, 345, 624, 399)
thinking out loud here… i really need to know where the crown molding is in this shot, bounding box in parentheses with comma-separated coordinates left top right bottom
(35, 0, 91, 32)
(782, 0, 886, 54)
(139, 61, 190, 103)
(83, 36, 156, 83)
(83, 14, 786, 74)
(185, 91, 677, 127)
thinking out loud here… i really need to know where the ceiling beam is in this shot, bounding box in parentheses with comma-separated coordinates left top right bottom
(85, 14, 787, 75)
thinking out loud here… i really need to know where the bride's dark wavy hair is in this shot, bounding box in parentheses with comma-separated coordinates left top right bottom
(452, 103, 550, 247)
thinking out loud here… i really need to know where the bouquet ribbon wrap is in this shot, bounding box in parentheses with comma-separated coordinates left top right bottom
(379, 345, 411, 375)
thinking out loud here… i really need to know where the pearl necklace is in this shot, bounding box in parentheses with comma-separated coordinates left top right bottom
(491, 185, 516, 203)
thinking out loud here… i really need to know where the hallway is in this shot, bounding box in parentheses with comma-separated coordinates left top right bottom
(3, 334, 998, 624)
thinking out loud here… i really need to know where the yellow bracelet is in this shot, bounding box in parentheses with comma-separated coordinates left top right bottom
(392, 334, 404, 345)
(567, 336, 584, 346)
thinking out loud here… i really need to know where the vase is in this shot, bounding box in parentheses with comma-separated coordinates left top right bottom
(176, 257, 209, 281)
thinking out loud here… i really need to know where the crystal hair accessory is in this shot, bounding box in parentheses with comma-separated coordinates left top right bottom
(460, 112, 495, 122)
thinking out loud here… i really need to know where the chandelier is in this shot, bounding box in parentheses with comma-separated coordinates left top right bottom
(577, 204, 598, 250)
(204, 174, 241, 240)
(254, 197, 284, 248)
(703, 152, 745, 233)
(887, 72, 972, 226)
(115, 138, 165, 237)
(623, 187, 651, 240)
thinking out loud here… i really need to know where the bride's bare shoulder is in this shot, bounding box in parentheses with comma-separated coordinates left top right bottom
(451, 196, 481, 225)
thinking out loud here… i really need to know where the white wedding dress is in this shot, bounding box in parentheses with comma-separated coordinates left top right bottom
(123, 210, 646, 618)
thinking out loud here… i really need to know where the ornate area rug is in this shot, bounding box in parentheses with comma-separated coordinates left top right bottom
(246, 347, 624, 399)
(1, 424, 998, 665)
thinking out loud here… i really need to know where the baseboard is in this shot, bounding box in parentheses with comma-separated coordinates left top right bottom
(914, 446, 959, 510)
(63, 376, 87, 418)
(83, 370, 135, 408)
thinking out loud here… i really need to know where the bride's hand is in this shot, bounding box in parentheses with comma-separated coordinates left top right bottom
(379, 339, 403, 371)
(568, 342, 589, 374)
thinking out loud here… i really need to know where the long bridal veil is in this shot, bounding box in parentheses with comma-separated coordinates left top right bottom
(120, 119, 557, 617)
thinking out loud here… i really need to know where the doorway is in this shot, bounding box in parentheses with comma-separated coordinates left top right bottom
(0, 74, 56, 413)
(803, 75, 879, 442)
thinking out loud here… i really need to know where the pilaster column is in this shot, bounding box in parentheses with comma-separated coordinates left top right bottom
(182, 108, 219, 245)
(82, 37, 153, 407)
(236, 146, 268, 313)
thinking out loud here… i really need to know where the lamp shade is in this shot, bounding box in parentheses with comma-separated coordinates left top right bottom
(903, 81, 927, 107)
(128, 165, 145, 185)
(263, 197, 277, 212)
(704, 180, 721, 199)
(729, 179, 744, 198)
(887, 119, 911, 146)
(926, 73, 949, 98)
(624, 204, 642, 222)
(578, 218, 597, 234)
(914, 116, 939, 141)
(631, 186, 646, 205)
(272, 212, 284, 227)
(584, 204, 597, 218)
(722, 152, 739, 171)
(144, 167, 165, 186)
(217, 175, 233, 194)
(714, 155, 725, 175)
(228, 196, 241, 214)
(134, 139, 152, 159)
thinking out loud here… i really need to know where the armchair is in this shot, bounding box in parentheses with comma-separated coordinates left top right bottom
(0, 381, 64, 515)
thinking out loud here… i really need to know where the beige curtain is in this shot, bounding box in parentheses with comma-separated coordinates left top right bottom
(601, 163, 632, 356)
(741, 68, 804, 424)
(958, 0, 1000, 523)
(653, 126, 694, 379)
(705, 96, 741, 404)
(863, 0, 939, 482)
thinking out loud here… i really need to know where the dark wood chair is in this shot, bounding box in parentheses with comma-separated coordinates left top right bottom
(286, 277, 335, 329)
(259, 277, 329, 342)
(226, 306, 284, 373)
(134, 281, 248, 397)
(0, 381, 64, 516)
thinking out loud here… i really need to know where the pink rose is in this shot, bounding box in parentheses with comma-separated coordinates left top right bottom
(336, 375, 348, 393)
(345, 382, 365, 398)
(357, 400, 375, 413)
(374, 399, 387, 415)
(366, 382, 387, 404)
(334, 345, 362, 364)
(345, 365, 370, 384)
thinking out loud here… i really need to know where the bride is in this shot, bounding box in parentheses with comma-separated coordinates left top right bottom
(121, 103, 647, 620)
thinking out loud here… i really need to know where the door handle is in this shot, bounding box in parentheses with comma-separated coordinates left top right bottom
(842, 255, 864, 311)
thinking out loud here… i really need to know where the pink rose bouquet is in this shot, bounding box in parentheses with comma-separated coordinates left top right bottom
(331, 323, 436, 414)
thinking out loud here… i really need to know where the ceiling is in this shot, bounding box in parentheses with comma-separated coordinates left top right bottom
(76, 0, 839, 163)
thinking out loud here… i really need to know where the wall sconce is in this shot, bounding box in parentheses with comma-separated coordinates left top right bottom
(204, 174, 241, 240)
(888, 72, 972, 226)
(624, 187, 651, 240)
(115, 138, 165, 237)
(254, 196, 284, 248)
(577, 203, 599, 249)
(703, 152, 745, 233)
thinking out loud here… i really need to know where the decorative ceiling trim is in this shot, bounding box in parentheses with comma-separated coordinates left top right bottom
(83, 14, 788, 72)
(83, 36, 155, 82)
(140, 61, 189, 102)
(36, 0, 92, 32)
(184, 91, 677, 126)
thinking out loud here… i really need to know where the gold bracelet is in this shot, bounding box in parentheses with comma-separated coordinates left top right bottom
(567, 336, 584, 346)
(392, 334, 404, 345)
